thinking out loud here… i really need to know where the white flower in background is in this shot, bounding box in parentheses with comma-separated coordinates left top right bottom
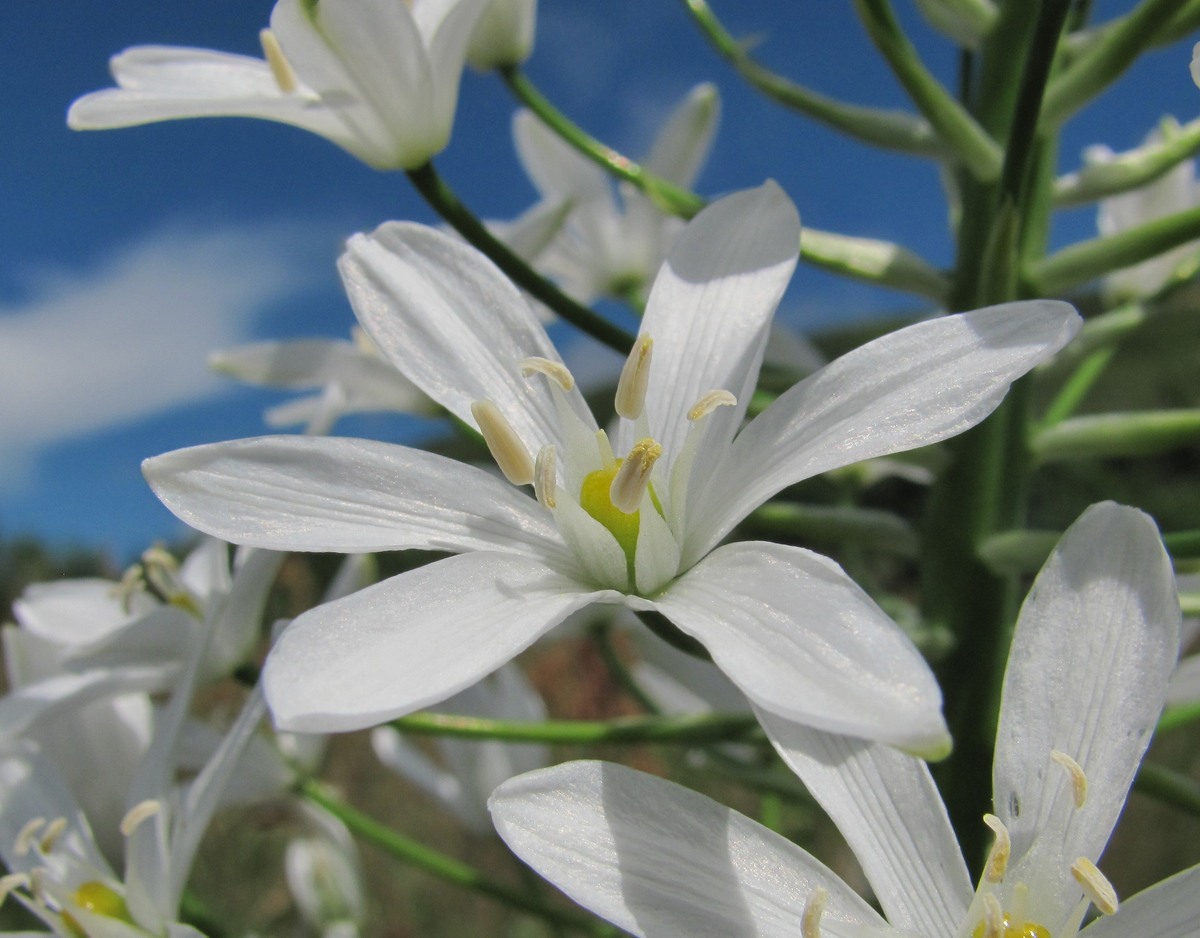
(0, 540, 282, 754)
(67, 0, 489, 170)
(211, 326, 435, 436)
(371, 664, 550, 835)
(1165, 574, 1200, 707)
(0, 603, 270, 938)
(490, 502, 1193, 938)
(1087, 127, 1200, 300)
(144, 182, 1079, 756)
(514, 83, 720, 306)
(284, 803, 366, 938)
(466, 0, 537, 70)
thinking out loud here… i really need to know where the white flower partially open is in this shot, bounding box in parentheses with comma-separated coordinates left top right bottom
(489, 503, 1193, 938)
(68, 0, 488, 169)
(143, 182, 1080, 756)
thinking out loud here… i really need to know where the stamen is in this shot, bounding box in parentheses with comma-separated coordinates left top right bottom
(534, 446, 557, 510)
(595, 430, 616, 470)
(471, 400, 534, 485)
(0, 872, 29, 906)
(112, 565, 146, 613)
(1071, 857, 1118, 915)
(687, 389, 736, 422)
(260, 29, 298, 93)
(980, 894, 1004, 938)
(801, 886, 827, 938)
(982, 814, 1011, 883)
(520, 357, 575, 391)
(609, 439, 663, 514)
(29, 868, 48, 906)
(1051, 750, 1088, 809)
(38, 818, 68, 854)
(120, 800, 163, 837)
(15, 818, 46, 857)
(615, 335, 653, 420)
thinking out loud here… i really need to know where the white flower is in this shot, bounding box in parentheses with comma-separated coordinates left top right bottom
(210, 327, 434, 435)
(284, 803, 366, 938)
(1088, 128, 1200, 300)
(513, 83, 720, 305)
(371, 663, 550, 835)
(466, 0, 537, 70)
(489, 502, 1191, 938)
(143, 182, 1080, 756)
(67, 0, 489, 170)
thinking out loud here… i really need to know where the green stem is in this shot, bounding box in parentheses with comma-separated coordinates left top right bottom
(799, 228, 950, 302)
(590, 621, 662, 715)
(1041, 0, 1186, 128)
(499, 66, 705, 218)
(1029, 205, 1200, 296)
(1031, 409, 1200, 461)
(1039, 345, 1119, 426)
(680, 0, 948, 158)
(1158, 701, 1200, 734)
(300, 780, 615, 936)
(406, 162, 634, 355)
(390, 710, 760, 745)
(1133, 762, 1200, 818)
(853, 0, 1002, 181)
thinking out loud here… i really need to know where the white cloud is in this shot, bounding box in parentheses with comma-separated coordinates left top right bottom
(0, 220, 330, 488)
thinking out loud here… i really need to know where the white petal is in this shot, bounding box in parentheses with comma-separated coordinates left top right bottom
(11, 579, 150, 646)
(643, 83, 720, 188)
(142, 436, 568, 562)
(263, 552, 613, 732)
(340, 222, 596, 454)
(0, 667, 170, 741)
(513, 109, 611, 201)
(1079, 862, 1200, 938)
(994, 503, 1180, 871)
(646, 541, 950, 756)
(489, 760, 886, 937)
(636, 182, 799, 474)
(423, 0, 490, 146)
(760, 717, 971, 935)
(693, 300, 1082, 557)
(1165, 652, 1200, 706)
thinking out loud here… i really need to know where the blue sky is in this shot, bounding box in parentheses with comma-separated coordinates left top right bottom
(1, 1, 1196, 563)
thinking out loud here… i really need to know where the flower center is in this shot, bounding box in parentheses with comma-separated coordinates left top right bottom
(970, 917, 1050, 938)
(63, 881, 131, 935)
(578, 455, 665, 569)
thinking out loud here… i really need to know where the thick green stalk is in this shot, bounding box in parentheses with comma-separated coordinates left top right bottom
(405, 162, 635, 355)
(300, 780, 615, 935)
(1031, 409, 1200, 461)
(681, 0, 948, 158)
(925, 0, 1070, 869)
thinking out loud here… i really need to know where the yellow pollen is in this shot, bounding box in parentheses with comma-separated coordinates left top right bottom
(471, 400, 534, 485)
(519, 357, 575, 391)
(801, 886, 827, 938)
(609, 439, 663, 514)
(1051, 750, 1088, 809)
(687, 389, 736, 422)
(579, 451, 664, 568)
(1071, 857, 1118, 915)
(63, 881, 132, 936)
(982, 814, 1011, 883)
(970, 915, 1051, 938)
(615, 334, 653, 420)
(260, 29, 298, 93)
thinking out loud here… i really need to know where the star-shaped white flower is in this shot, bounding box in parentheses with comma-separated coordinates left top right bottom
(67, 0, 488, 170)
(489, 502, 1192, 938)
(143, 182, 1079, 756)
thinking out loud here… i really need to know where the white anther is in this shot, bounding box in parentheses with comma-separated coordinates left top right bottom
(534, 446, 557, 510)
(801, 885, 827, 938)
(38, 818, 68, 854)
(687, 389, 736, 422)
(615, 334, 653, 420)
(121, 800, 164, 837)
(29, 868, 48, 906)
(14, 818, 46, 857)
(1051, 750, 1088, 809)
(1071, 857, 1118, 915)
(610, 439, 663, 514)
(260, 29, 298, 94)
(980, 894, 1004, 938)
(520, 357, 575, 391)
(471, 400, 535, 485)
(0, 872, 29, 906)
(982, 814, 1011, 883)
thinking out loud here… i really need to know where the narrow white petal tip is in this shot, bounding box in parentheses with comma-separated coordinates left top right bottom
(899, 726, 953, 763)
